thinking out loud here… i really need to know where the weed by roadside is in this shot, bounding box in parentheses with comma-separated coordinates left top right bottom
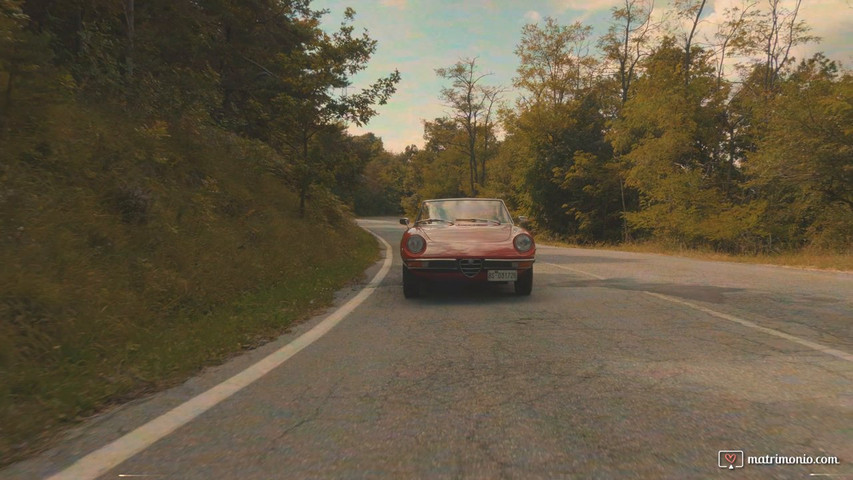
(538, 239, 853, 272)
(0, 104, 379, 467)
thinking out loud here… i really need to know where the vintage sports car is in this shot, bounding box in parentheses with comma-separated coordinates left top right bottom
(399, 198, 535, 298)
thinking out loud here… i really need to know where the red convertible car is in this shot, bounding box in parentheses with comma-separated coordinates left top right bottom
(399, 198, 535, 298)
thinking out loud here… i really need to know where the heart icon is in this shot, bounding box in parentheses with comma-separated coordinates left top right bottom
(725, 453, 737, 464)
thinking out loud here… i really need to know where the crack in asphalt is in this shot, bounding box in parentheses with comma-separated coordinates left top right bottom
(266, 377, 343, 450)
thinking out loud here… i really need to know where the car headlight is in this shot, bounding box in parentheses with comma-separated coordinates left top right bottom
(513, 233, 533, 253)
(406, 234, 426, 254)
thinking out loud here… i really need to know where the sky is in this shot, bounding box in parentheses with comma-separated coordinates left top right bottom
(312, 0, 853, 153)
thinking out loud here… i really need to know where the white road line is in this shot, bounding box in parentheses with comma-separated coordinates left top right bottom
(46, 229, 393, 480)
(545, 262, 605, 280)
(543, 262, 853, 363)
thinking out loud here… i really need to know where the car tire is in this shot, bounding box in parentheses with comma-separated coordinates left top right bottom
(402, 265, 420, 298)
(514, 268, 533, 296)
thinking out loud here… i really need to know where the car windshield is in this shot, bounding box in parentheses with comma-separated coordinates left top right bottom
(416, 199, 512, 225)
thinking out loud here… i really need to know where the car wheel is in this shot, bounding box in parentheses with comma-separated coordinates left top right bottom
(402, 265, 420, 298)
(514, 268, 532, 296)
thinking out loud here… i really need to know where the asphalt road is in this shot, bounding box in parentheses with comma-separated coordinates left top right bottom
(3, 218, 851, 479)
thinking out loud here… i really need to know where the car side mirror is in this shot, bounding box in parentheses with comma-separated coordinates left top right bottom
(399, 217, 409, 226)
(517, 216, 529, 227)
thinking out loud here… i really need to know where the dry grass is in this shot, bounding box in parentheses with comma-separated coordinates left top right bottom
(538, 239, 853, 272)
(0, 104, 379, 466)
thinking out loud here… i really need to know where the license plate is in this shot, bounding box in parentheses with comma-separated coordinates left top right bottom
(487, 270, 517, 282)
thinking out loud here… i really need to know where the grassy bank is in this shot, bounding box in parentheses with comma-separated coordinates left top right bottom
(0, 104, 379, 466)
(539, 238, 853, 271)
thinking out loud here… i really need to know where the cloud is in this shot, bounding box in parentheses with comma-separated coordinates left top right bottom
(405, 28, 425, 39)
(685, 0, 853, 73)
(524, 10, 542, 22)
(789, 0, 853, 63)
(550, 0, 621, 13)
(348, 107, 433, 152)
(380, 0, 406, 9)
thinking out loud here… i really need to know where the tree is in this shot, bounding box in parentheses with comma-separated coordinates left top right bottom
(326, 131, 386, 208)
(0, 0, 67, 135)
(599, 0, 657, 105)
(746, 55, 853, 249)
(717, 0, 818, 200)
(514, 18, 598, 108)
(20, 0, 223, 115)
(675, 0, 708, 87)
(732, 0, 817, 91)
(353, 142, 407, 216)
(599, 1, 658, 240)
(608, 38, 737, 247)
(271, 7, 400, 216)
(505, 17, 619, 240)
(418, 116, 469, 199)
(709, 0, 758, 87)
(204, 0, 323, 137)
(0, 0, 31, 118)
(435, 57, 501, 193)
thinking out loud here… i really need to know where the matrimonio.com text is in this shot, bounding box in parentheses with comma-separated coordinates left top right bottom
(748, 454, 840, 466)
(718, 450, 841, 470)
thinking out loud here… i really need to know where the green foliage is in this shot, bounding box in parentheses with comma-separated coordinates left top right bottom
(269, 5, 400, 215)
(395, 11, 843, 254)
(496, 18, 620, 241)
(514, 18, 599, 106)
(0, 0, 70, 128)
(434, 57, 501, 193)
(478, 116, 528, 211)
(598, 0, 656, 104)
(312, 127, 385, 209)
(607, 37, 756, 248)
(409, 122, 469, 202)
(11, 0, 400, 218)
(352, 145, 408, 216)
(746, 55, 853, 250)
(0, 102, 378, 465)
(553, 150, 623, 242)
(1, 0, 400, 465)
(728, 0, 818, 91)
(397, 116, 479, 217)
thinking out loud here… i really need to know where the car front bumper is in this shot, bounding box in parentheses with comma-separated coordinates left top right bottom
(402, 257, 535, 281)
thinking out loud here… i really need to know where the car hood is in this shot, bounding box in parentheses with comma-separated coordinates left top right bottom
(419, 224, 514, 243)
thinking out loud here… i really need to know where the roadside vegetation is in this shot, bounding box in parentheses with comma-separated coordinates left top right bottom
(539, 239, 853, 271)
(0, 107, 380, 464)
(1, 0, 394, 466)
(2, 0, 849, 468)
(360, 0, 851, 264)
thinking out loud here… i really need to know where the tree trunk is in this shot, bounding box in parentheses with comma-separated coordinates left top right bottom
(479, 128, 487, 187)
(299, 186, 306, 218)
(727, 122, 736, 190)
(683, 0, 706, 88)
(621, 11, 630, 104)
(620, 177, 628, 243)
(0, 67, 13, 132)
(123, 0, 135, 78)
(469, 134, 477, 195)
(3, 68, 13, 114)
(300, 132, 310, 218)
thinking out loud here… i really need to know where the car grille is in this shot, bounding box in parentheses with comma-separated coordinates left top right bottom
(426, 260, 457, 269)
(458, 259, 482, 278)
(483, 260, 514, 269)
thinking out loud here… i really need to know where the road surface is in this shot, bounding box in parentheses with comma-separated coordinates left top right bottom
(3, 218, 851, 479)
